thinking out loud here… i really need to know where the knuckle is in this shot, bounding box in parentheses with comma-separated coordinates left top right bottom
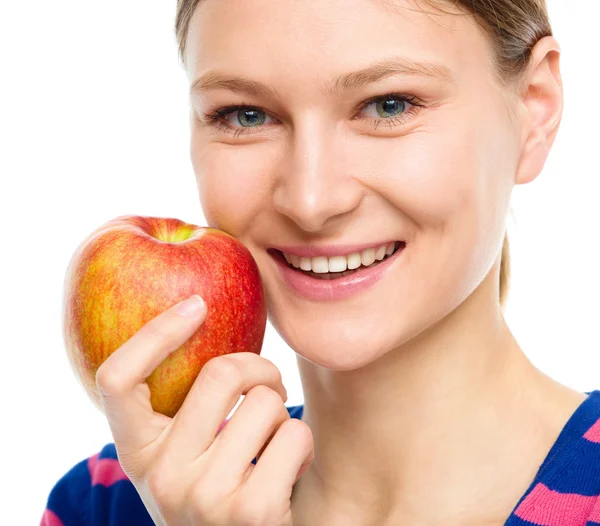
(281, 418, 313, 444)
(256, 355, 281, 377)
(257, 356, 285, 390)
(270, 362, 284, 385)
(246, 384, 283, 410)
(201, 356, 243, 393)
(95, 364, 126, 397)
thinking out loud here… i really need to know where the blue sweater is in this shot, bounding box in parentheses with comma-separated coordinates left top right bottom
(42, 392, 600, 525)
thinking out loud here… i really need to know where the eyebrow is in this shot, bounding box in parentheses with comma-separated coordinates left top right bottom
(189, 56, 455, 99)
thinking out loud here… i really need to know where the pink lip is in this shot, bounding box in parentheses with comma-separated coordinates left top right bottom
(268, 243, 405, 301)
(271, 240, 401, 258)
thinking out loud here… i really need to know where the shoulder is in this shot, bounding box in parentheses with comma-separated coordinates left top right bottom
(509, 391, 600, 524)
(41, 444, 153, 526)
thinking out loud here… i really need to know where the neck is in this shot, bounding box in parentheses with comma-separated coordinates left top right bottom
(291, 272, 585, 525)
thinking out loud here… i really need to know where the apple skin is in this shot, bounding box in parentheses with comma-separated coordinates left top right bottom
(62, 214, 267, 418)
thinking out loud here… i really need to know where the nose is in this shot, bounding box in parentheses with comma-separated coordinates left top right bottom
(272, 122, 364, 233)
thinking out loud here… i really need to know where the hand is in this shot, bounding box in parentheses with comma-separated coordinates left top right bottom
(95, 295, 314, 525)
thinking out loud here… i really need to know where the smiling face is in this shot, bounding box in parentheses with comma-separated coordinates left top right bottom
(184, 0, 522, 370)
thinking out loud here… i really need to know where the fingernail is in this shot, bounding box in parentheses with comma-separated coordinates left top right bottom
(174, 295, 205, 317)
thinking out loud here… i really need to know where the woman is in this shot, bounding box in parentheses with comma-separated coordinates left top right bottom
(42, 0, 600, 524)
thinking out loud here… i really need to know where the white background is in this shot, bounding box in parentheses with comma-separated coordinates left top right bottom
(1, 1, 598, 523)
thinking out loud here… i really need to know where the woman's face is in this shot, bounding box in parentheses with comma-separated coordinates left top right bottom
(185, 0, 522, 370)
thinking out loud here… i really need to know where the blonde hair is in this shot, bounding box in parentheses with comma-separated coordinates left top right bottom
(174, 0, 553, 310)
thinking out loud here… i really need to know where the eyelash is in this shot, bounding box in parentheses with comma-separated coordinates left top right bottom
(202, 92, 425, 138)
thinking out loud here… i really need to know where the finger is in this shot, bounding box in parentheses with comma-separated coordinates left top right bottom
(95, 295, 207, 451)
(201, 384, 290, 484)
(164, 353, 288, 464)
(243, 418, 314, 501)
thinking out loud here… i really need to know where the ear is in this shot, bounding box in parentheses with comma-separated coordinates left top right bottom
(515, 36, 563, 185)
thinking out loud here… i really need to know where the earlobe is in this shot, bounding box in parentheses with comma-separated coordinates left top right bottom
(515, 131, 550, 185)
(515, 36, 563, 186)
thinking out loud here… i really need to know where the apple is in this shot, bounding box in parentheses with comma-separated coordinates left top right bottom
(62, 214, 267, 418)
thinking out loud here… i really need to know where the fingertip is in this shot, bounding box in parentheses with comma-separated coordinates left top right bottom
(174, 295, 206, 317)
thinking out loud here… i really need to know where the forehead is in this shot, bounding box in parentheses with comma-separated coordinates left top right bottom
(185, 0, 490, 89)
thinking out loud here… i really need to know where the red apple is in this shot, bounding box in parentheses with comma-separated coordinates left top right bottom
(62, 214, 267, 418)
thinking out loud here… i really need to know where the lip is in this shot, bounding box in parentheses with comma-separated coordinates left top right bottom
(268, 243, 405, 301)
(271, 240, 401, 258)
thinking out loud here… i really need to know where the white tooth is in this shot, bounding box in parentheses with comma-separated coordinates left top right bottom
(289, 254, 301, 268)
(347, 252, 362, 270)
(286, 244, 397, 273)
(361, 248, 376, 266)
(328, 255, 347, 273)
(300, 257, 312, 271)
(375, 245, 387, 261)
(311, 256, 329, 273)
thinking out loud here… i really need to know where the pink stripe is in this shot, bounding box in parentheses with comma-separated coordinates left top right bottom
(40, 509, 64, 526)
(588, 496, 600, 523)
(514, 482, 598, 526)
(583, 417, 600, 444)
(88, 452, 129, 487)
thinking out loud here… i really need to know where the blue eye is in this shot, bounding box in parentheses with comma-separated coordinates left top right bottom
(203, 92, 423, 138)
(235, 109, 267, 127)
(373, 98, 406, 118)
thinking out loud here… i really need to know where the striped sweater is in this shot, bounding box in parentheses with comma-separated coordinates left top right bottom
(42, 391, 600, 526)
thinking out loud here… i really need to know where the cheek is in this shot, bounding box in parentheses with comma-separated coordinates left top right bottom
(357, 107, 515, 240)
(350, 108, 516, 310)
(191, 134, 272, 234)
(355, 128, 481, 231)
